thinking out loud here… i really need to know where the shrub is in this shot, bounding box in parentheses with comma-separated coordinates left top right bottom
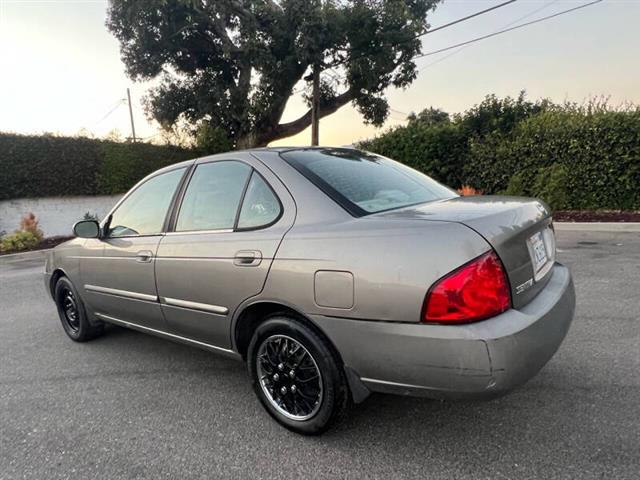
(96, 141, 193, 195)
(0, 212, 44, 253)
(0, 231, 41, 253)
(466, 109, 640, 210)
(360, 121, 469, 188)
(0, 133, 196, 200)
(19, 213, 44, 242)
(532, 164, 569, 210)
(361, 95, 640, 210)
(503, 172, 526, 196)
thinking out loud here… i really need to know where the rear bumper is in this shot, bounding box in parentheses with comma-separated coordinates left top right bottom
(312, 262, 575, 400)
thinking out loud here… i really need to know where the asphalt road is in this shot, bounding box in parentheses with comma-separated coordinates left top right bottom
(1, 230, 639, 480)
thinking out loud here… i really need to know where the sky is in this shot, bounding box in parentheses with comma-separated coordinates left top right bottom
(0, 0, 638, 147)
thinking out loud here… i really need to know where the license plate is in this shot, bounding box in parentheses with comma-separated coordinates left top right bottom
(528, 231, 548, 274)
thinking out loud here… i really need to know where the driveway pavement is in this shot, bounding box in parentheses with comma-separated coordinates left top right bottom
(1, 231, 638, 479)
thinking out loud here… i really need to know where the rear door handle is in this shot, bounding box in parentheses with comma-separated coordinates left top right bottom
(136, 250, 154, 263)
(234, 250, 262, 267)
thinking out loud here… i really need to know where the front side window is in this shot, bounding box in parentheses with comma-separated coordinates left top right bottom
(280, 148, 457, 215)
(176, 161, 251, 231)
(108, 167, 186, 237)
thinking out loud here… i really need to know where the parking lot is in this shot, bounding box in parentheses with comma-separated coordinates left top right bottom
(1, 230, 638, 479)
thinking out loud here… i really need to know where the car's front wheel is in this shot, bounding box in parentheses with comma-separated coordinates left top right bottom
(247, 316, 349, 435)
(54, 276, 104, 342)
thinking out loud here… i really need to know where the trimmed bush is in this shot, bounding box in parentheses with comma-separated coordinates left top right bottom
(0, 133, 196, 200)
(360, 122, 469, 188)
(361, 95, 640, 211)
(466, 109, 640, 210)
(0, 231, 41, 253)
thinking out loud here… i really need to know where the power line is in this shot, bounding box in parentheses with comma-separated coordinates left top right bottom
(95, 98, 126, 125)
(418, 0, 561, 72)
(327, 0, 519, 71)
(413, 0, 603, 60)
(294, 1, 520, 97)
(390, 108, 409, 117)
(423, 0, 518, 36)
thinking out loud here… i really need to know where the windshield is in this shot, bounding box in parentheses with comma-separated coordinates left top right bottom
(280, 148, 457, 216)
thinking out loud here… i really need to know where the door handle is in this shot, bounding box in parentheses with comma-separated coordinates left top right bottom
(136, 250, 154, 263)
(234, 250, 262, 267)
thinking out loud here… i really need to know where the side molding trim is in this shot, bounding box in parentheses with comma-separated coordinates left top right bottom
(161, 297, 229, 315)
(85, 284, 158, 302)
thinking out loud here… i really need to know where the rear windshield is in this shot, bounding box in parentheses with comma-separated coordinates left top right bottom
(280, 148, 457, 216)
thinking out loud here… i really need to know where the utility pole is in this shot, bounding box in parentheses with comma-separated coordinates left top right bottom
(311, 64, 320, 146)
(126, 88, 137, 143)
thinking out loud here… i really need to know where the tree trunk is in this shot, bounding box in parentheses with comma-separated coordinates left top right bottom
(235, 132, 264, 149)
(235, 88, 355, 149)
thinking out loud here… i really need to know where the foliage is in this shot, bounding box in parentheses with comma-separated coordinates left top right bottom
(0, 132, 195, 200)
(96, 141, 193, 195)
(195, 124, 234, 155)
(407, 107, 450, 126)
(361, 94, 640, 210)
(467, 107, 640, 210)
(533, 165, 568, 210)
(19, 213, 44, 242)
(0, 231, 42, 253)
(106, 0, 441, 147)
(360, 121, 469, 188)
(0, 213, 43, 253)
(83, 212, 100, 222)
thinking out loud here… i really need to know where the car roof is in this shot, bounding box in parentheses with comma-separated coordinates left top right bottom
(189, 146, 366, 165)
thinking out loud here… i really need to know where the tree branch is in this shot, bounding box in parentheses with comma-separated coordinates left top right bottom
(267, 88, 355, 144)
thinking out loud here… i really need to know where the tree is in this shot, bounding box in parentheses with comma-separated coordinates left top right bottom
(407, 107, 450, 126)
(107, 0, 441, 148)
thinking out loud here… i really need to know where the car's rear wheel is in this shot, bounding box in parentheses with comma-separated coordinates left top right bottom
(247, 316, 349, 435)
(54, 276, 104, 342)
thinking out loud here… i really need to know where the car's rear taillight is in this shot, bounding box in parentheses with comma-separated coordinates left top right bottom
(423, 251, 511, 324)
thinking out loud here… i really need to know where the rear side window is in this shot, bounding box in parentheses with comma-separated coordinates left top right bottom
(176, 161, 251, 231)
(237, 172, 281, 229)
(280, 148, 457, 216)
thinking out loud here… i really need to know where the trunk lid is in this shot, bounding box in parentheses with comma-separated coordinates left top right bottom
(374, 196, 556, 308)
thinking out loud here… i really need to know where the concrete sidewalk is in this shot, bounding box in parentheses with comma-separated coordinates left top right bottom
(553, 222, 640, 232)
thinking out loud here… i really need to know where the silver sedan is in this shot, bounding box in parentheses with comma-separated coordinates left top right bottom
(45, 147, 575, 434)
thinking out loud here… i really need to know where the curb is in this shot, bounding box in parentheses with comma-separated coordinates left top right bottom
(0, 248, 50, 265)
(554, 222, 640, 233)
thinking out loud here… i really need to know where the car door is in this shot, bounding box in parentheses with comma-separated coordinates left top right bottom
(81, 165, 188, 330)
(155, 155, 295, 349)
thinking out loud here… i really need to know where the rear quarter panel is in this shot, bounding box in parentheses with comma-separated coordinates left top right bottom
(261, 218, 491, 323)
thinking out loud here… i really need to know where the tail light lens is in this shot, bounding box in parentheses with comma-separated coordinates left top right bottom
(423, 251, 511, 324)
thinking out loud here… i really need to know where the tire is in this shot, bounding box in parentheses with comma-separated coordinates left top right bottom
(247, 315, 350, 435)
(54, 276, 104, 342)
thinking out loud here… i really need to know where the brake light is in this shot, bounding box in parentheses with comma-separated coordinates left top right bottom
(423, 251, 511, 324)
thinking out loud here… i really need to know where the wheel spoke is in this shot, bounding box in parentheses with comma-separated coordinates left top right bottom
(255, 334, 323, 421)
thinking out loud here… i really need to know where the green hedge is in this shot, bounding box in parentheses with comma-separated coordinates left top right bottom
(0, 133, 196, 200)
(360, 96, 640, 210)
(466, 110, 640, 210)
(356, 121, 468, 188)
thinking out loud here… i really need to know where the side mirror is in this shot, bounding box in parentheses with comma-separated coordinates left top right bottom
(73, 220, 100, 238)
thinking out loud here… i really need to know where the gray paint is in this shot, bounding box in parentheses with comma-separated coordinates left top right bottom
(45, 147, 575, 400)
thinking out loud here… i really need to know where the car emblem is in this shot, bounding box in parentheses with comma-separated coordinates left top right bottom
(515, 278, 534, 295)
